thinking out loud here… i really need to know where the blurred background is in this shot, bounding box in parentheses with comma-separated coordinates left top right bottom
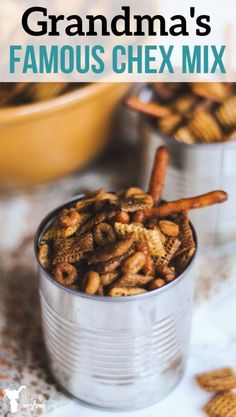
(0, 80, 236, 417)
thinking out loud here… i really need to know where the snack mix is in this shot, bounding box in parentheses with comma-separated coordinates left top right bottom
(37, 147, 227, 297)
(126, 82, 236, 143)
(196, 367, 236, 417)
(0, 82, 84, 107)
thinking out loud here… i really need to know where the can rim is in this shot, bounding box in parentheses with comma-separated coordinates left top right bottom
(34, 193, 198, 303)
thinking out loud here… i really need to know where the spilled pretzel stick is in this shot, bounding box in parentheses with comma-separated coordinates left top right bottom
(145, 191, 228, 218)
(148, 146, 169, 204)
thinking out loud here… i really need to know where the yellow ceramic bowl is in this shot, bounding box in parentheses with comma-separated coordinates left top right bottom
(0, 83, 129, 189)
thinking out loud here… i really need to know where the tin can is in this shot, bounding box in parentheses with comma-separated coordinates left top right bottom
(34, 196, 197, 411)
(140, 122, 236, 248)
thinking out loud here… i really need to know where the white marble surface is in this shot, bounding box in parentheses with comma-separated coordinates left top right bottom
(47, 290, 236, 417)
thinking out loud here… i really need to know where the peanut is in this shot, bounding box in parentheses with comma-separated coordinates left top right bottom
(165, 268, 176, 282)
(38, 244, 51, 270)
(114, 212, 130, 224)
(84, 271, 101, 295)
(159, 220, 180, 237)
(148, 279, 166, 290)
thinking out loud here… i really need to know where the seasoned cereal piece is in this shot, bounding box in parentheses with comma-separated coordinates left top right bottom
(59, 208, 81, 227)
(159, 113, 182, 135)
(88, 235, 135, 264)
(94, 258, 122, 273)
(188, 110, 222, 142)
(156, 264, 175, 276)
(196, 367, 236, 392)
(54, 263, 78, 286)
(94, 193, 118, 211)
(114, 273, 153, 288)
(24, 83, 68, 101)
(75, 188, 105, 211)
(94, 248, 135, 273)
(190, 82, 229, 103)
(53, 233, 93, 264)
(100, 272, 119, 286)
(94, 223, 116, 246)
(156, 237, 181, 269)
(124, 187, 144, 198)
(175, 247, 196, 272)
(174, 213, 195, 256)
(78, 212, 108, 234)
(203, 391, 236, 417)
(216, 96, 236, 129)
(110, 197, 153, 213)
(137, 242, 155, 276)
(43, 224, 79, 240)
(118, 192, 154, 210)
(200, 367, 234, 378)
(108, 287, 147, 297)
(172, 94, 198, 114)
(79, 213, 93, 224)
(134, 194, 154, 206)
(121, 252, 146, 274)
(174, 126, 198, 144)
(114, 222, 165, 257)
(38, 244, 51, 270)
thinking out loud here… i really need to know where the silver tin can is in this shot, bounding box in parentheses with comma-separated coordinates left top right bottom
(35, 196, 197, 411)
(140, 122, 236, 248)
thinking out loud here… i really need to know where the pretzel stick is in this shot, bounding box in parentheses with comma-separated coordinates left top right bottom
(145, 191, 228, 218)
(126, 96, 171, 118)
(148, 146, 169, 203)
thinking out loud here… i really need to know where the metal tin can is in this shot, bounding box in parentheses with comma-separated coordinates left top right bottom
(140, 122, 236, 248)
(34, 196, 197, 411)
